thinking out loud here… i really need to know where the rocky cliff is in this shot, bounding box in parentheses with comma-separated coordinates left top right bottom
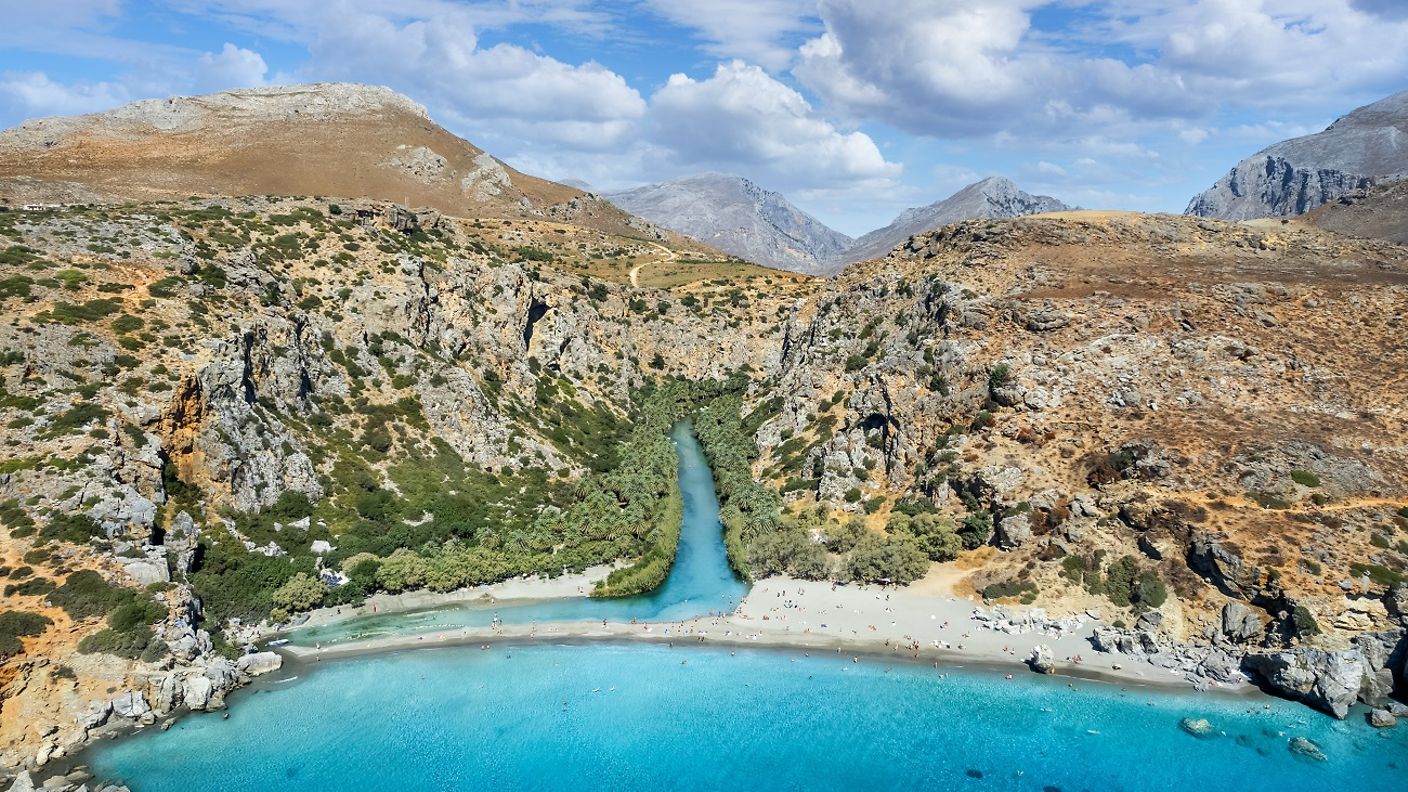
(606, 174, 852, 275)
(836, 177, 1068, 266)
(1186, 90, 1408, 220)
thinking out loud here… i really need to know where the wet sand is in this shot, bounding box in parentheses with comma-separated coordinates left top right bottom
(282, 571, 1252, 694)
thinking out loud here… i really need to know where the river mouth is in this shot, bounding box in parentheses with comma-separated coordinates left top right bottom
(77, 425, 1408, 789)
(89, 641, 1408, 792)
(285, 422, 749, 648)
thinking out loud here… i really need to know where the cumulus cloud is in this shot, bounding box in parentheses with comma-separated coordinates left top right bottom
(642, 0, 819, 70)
(794, 0, 1408, 141)
(194, 44, 269, 93)
(646, 61, 900, 190)
(0, 72, 129, 120)
(288, 7, 646, 149)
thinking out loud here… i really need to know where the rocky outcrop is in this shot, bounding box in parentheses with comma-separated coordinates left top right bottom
(1239, 633, 1408, 719)
(1186, 89, 1408, 219)
(1026, 644, 1055, 674)
(1220, 601, 1265, 643)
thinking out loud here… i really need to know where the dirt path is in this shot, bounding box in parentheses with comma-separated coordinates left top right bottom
(629, 242, 680, 288)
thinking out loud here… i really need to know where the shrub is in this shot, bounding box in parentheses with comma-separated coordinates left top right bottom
(1290, 470, 1321, 488)
(987, 364, 1011, 393)
(982, 579, 1038, 603)
(958, 511, 993, 549)
(271, 572, 329, 613)
(0, 610, 52, 656)
(49, 571, 134, 621)
(847, 533, 929, 585)
(1291, 605, 1321, 637)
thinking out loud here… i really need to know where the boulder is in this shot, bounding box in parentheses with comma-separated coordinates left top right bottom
(166, 511, 200, 574)
(121, 548, 169, 585)
(1026, 645, 1055, 674)
(1244, 648, 1364, 718)
(1288, 736, 1326, 762)
(6, 771, 34, 792)
(236, 651, 283, 677)
(1179, 717, 1215, 738)
(182, 676, 215, 711)
(109, 690, 151, 720)
(995, 514, 1033, 548)
(1220, 601, 1263, 643)
(1368, 708, 1397, 728)
(77, 700, 112, 732)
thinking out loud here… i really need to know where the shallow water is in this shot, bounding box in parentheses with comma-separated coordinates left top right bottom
(90, 641, 1408, 792)
(288, 422, 748, 647)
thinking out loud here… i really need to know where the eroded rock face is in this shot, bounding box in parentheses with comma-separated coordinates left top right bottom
(1244, 648, 1365, 718)
(1221, 601, 1265, 644)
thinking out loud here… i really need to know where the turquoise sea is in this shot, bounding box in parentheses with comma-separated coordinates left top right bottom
(85, 424, 1408, 789)
(89, 641, 1408, 791)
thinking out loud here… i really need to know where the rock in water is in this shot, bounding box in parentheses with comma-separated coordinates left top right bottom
(237, 651, 284, 676)
(1368, 709, 1398, 728)
(1178, 718, 1215, 738)
(1288, 736, 1327, 762)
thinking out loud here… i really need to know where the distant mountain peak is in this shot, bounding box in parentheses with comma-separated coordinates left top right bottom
(836, 177, 1068, 267)
(1186, 89, 1408, 220)
(606, 174, 851, 275)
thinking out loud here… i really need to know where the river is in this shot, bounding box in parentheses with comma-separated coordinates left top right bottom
(85, 424, 1408, 790)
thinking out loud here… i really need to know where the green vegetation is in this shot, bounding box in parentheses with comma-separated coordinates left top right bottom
(847, 532, 929, 584)
(0, 611, 51, 656)
(887, 512, 963, 561)
(269, 572, 331, 622)
(982, 579, 1038, 604)
(1289, 470, 1321, 488)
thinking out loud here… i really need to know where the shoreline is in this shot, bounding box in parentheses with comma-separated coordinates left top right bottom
(277, 572, 1256, 697)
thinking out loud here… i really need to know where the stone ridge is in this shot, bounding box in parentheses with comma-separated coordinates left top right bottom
(0, 83, 430, 151)
(1185, 89, 1408, 220)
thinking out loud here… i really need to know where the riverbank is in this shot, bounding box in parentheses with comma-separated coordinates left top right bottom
(280, 571, 1247, 694)
(293, 563, 620, 631)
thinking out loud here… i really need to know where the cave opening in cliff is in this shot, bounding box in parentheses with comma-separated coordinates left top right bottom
(523, 300, 550, 349)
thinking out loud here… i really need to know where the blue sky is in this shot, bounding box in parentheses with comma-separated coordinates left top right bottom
(2, 1, 1406, 236)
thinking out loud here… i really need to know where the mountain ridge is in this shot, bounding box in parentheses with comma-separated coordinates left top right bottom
(1186, 89, 1408, 220)
(606, 173, 851, 274)
(0, 82, 712, 250)
(836, 177, 1070, 266)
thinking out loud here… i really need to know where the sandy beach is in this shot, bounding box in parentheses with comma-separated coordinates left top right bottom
(295, 564, 619, 630)
(281, 569, 1251, 694)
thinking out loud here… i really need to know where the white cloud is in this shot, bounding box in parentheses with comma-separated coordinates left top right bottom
(194, 43, 269, 93)
(290, 7, 646, 148)
(646, 60, 900, 190)
(794, 0, 1408, 142)
(0, 72, 129, 119)
(642, 0, 818, 70)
